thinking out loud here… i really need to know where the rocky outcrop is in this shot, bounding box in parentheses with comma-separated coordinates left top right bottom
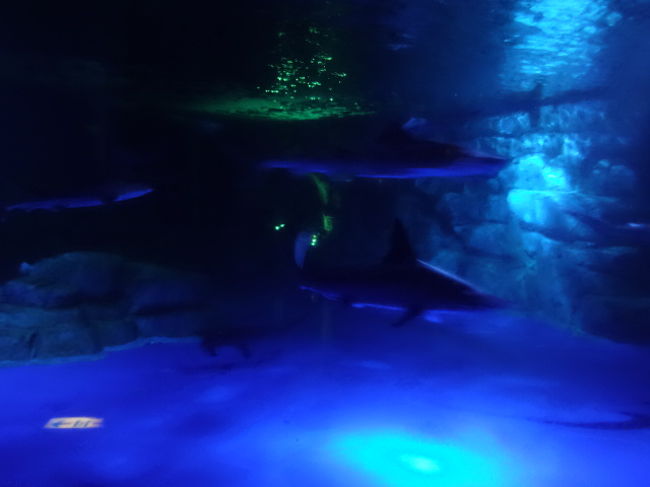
(399, 97, 648, 342)
(0, 252, 218, 362)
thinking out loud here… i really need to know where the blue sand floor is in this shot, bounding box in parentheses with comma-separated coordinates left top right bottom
(1, 307, 649, 487)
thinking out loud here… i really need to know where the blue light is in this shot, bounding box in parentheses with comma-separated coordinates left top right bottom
(541, 166, 568, 189)
(331, 431, 503, 487)
(113, 188, 154, 202)
(503, 0, 617, 94)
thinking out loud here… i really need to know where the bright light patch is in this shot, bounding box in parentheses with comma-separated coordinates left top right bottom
(45, 417, 103, 429)
(400, 454, 440, 473)
(310, 233, 319, 247)
(274, 223, 286, 231)
(114, 188, 153, 202)
(541, 166, 568, 189)
(332, 431, 502, 487)
(504, 0, 614, 93)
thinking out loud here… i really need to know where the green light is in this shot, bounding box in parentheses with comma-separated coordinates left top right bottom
(252, 23, 370, 120)
(185, 96, 369, 121)
(310, 174, 330, 205)
(274, 223, 286, 231)
(180, 20, 373, 121)
(310, 233, 319, 247)
(322, 214, 334, 233)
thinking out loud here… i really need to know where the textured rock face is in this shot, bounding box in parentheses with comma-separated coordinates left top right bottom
(0, 252, 219, 363)
(399, 96, 647, 342)
(2, 252, 126, 308)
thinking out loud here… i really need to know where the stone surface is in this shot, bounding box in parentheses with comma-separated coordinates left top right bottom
(0, 305, 82, 329)
(1, 279, 81, 308)
(33, 324, 100, 359)
(1, 252, 126, 308)
(0, 253, 220, 362)
(463, 223, 522, 258)
(91, 319, 139, 348)
(0, 329, 34, 362)
(585, 161, 637, 198)
(403, 90, 641, 341)
(16, 252, 125, 300)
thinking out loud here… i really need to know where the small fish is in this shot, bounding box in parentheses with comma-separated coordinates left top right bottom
(295, 219, 506, 327)
(260, 124, 507, 180)
(540, 411, 650, 430)
(4, 182, 153, 213)
(567, 210, 650, 247)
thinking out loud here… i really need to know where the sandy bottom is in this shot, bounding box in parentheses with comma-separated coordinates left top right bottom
(1, 306, 649, 487)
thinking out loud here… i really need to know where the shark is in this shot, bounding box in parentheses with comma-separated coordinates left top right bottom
(3, 182, 154, 213)
(198, 311, 310, 359)
(260, 124, 507, 180)
(539, 411, 650, 431)
(295, 220, 506, 326)
(566, 210, 650, 247)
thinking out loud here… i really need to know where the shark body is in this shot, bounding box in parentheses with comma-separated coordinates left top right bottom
(296, 220, 505, 326)
(261, 125, 507, 180)
(4, 182, 153, 213)
(567, 211, 650, 247)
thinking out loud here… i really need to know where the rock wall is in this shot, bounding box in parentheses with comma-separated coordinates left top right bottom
(400, 102, 647, 343)
(0, 252, 218, 362)
(395, 0, 649, 343)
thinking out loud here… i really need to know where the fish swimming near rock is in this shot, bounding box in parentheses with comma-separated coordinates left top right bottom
(294, 220, 506, 327)
(539, 411, 650, 430)
(566, 210, 650, 247)
(3, 182, 154, 213)
(260, 124, 507, 180)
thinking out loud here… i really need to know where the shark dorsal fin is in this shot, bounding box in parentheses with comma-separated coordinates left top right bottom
(383, 219, 417, 266)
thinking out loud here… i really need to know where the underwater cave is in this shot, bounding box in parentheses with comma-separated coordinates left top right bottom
(0, 0, 649, 485)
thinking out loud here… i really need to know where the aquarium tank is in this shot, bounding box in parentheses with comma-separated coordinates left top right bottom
(1, 0, 650, 485)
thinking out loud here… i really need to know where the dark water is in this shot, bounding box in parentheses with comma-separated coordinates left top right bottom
(0, 1, 649, 485)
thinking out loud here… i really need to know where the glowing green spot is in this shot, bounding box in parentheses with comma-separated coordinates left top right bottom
(182, 24, 372, 121)
(322, 214, 334, 233)
(274, 223, 286, 231)
(310, 174, 330, 205)
(310, 234, 319, 247)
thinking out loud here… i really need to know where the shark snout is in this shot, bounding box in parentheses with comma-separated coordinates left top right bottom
(462, 146, 507, 163)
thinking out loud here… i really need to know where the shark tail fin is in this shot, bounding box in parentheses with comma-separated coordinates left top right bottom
(383, 219, 417, 266)
(294, 232, 313, 269)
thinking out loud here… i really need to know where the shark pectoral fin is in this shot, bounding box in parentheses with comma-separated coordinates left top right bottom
(391, 307, 422, 327)
(309, 173, 331, 206)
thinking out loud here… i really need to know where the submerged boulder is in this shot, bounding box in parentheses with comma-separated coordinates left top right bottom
(33, 323, 100, 359)
(0, 252, 220, 362)
(1, 252, 125, 308)
(0, 328, 34, 361)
